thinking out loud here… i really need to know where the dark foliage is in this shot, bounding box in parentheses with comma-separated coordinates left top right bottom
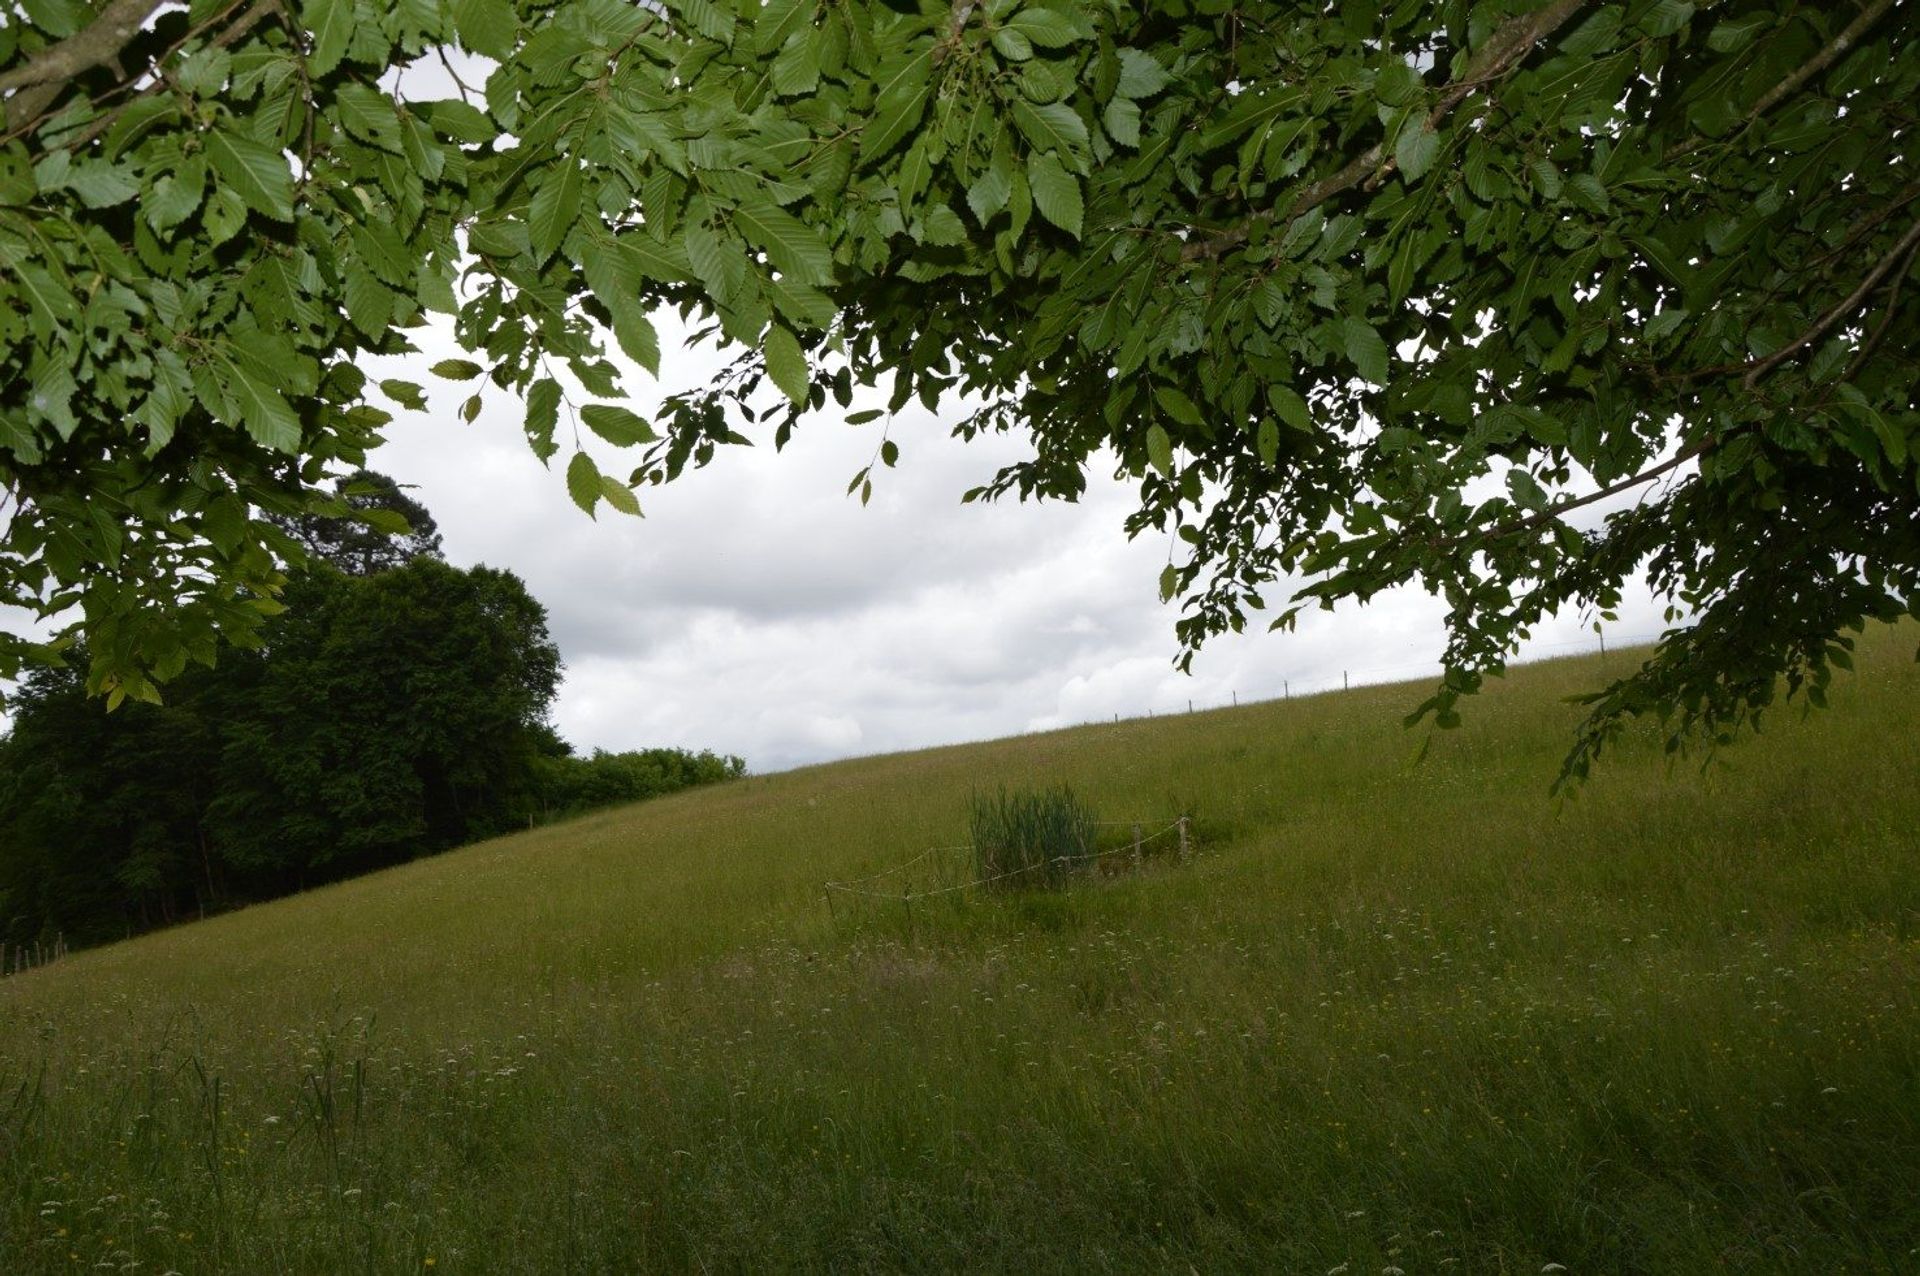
(0, 558, 741, 950)
(264, 470, 446, 576)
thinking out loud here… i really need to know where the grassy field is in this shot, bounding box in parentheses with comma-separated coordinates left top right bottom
(2, 629, 1918, 1273)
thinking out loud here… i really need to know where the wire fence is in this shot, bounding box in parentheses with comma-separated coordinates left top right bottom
(824, 818, 1191, 921)
(1085, 628, 1670, 725)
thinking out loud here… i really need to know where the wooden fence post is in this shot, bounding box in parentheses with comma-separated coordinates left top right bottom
(1132, 823, 1142, 867)
(1178, 817, 1189, 862)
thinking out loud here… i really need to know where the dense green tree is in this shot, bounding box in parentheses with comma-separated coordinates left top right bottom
(2, 0, 1915, 772)
(265, 469, 445, 576)
(0, 558, 563, 942)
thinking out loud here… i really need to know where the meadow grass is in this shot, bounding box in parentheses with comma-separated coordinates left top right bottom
(2, 628, 1917, 1273)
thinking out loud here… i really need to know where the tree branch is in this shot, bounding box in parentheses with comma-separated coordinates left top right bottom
(1474, 439, 1713, 546)
(0, 0, 170, 92)
(1182, 0, 1587, 263)
(1667, 0, 1904, 164)
(1742, 210, 1920, 388)
(1743, 0, 1899, 125)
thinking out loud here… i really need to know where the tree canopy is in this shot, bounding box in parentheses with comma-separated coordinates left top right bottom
(2, 0, 1915, 774)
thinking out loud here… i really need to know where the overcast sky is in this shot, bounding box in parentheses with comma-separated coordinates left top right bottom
(363, 311, 1670, 774)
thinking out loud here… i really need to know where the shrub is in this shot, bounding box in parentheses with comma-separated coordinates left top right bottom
(969, 784, 1096, 891)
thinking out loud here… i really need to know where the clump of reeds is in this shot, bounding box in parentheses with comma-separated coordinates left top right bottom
(968, 784, 1095, 890)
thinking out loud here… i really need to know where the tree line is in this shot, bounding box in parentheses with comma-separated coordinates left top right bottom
(0, 476, 743, 951)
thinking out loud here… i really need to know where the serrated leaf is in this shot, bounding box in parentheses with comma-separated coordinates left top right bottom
(599, 476, 642, 516)
(1114, 48, 1169, 99)
(861, 67, 930, 164)
(1103, 96, 1140, 148)
(1342, 317, 1389, 386)
(525, 377, 561, 459)
(1008, 7, 1079, 48)
(431, 358, 485, 380)
(581, 403, 657, 446)
(304, 0, 353, 75)
(967, 159, 1013, 225)
(528, 161, 581, 264)
(1145, 423, 1173, 476)
(1012, 99, 1089, 169)
(144, 158, 205, 233)
(1154, 385, 1203, 426)
(63, 160, 139, 208)
(991, 27, 1032, 60)
(1256, 418, 1279, 465)
(1025, 149, 1082, 237)
(381, 379, 427, 410)
(771, 29, 821, 95)
(335, 83, 403, 152)
(1394, 122, 1439, 182)
(223, 363, 301, 452)
(731, 199, 834, 287)
(1507, 468, 1549, 511)
(1159, 562, 1178, 601)
(566, 451, 603, 515)
(207, 130, 293, 220)
(452, 0, 516, 53)
(763, 323, 810, 406)
(669, 0, 734, 45)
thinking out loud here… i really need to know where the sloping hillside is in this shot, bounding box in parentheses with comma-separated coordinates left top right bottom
(3, 629, 1917, 1272)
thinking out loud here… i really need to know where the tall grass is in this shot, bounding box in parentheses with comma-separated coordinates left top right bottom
(968, 782, 1095, 888)
(2, 625, 1918, 1271)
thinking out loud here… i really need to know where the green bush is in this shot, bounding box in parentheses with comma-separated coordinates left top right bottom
(968, 784, 1095, 891)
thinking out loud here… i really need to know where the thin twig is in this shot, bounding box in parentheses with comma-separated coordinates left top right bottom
(1472, 439, 1713, 545)
(1742, 211, 1920, 388)
(1183, 0, 1586, 263)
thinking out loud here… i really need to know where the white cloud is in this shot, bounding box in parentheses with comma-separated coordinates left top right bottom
(357, 310, 1669, 773)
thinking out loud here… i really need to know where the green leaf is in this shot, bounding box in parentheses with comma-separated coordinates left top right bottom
(1008, 7, 1080, 48)
(1256, 418, 1279, 465)
(452, 0, 517, 58)
(566, 450, 602, 516)
(861, 66, 930, 164)
(431, 359, 485, 381)
(1025, 149, 1082, 237)
(63, 161, 139, 208)
(1103, 96, 1140, 148)
(304, 0, 353, 76)
(764, 323, 810, 406)
(143, 158, 205, 233)
(1267, 385, 1313, 431)
(991, 27, 1032, 61)
(1507, 468, 1549, 511)
(526, 378, 561, 460)
(1154, 385, 1203, 426)
(731, 199, 835, 287)
(381, 379, 427, 410)
(669, 0, 735, 45)
(1145, 423, 1173, 476)
(771, 30, 821, 95)
(528, 161, 582, 264)
(1114, 48, 1170, 99)
(1342, 317, 1389, 386)
(223, 363, 302, 452)
(1394, 122, 1440, 182)
(1012, 99, 1089, 169)
(335, 83, 403, 152)
(599, 476, 643, 517)
(207, 130, 294, 221)
(581, 403, 657, 446)
(967, 158, 1013, 225)
(1707, 13, 1769, 52)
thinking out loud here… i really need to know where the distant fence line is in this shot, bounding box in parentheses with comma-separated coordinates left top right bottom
(824, 817, 1190, 923)
(2, 934, 69, 978)
(1098, 629, 1667, 726)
